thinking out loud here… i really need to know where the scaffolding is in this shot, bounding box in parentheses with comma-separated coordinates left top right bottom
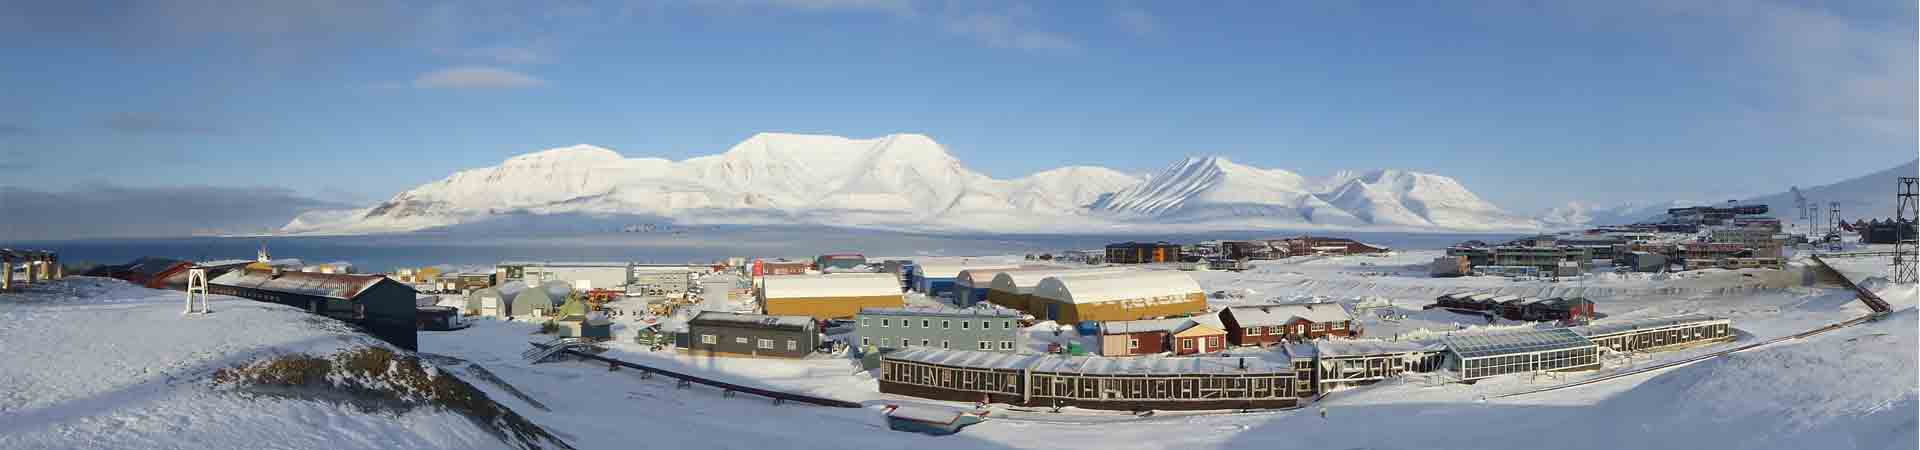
(1895, 177, 1917, 284)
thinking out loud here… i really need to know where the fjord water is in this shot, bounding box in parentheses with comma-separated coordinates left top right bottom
(34, 227, 1516, 271)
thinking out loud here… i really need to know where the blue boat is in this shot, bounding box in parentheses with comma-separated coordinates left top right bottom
(882, 404, 988, 436)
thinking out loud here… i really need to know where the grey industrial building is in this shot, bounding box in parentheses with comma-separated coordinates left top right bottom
(855, 307, 1023, 352)
(685, 311, 821, 358)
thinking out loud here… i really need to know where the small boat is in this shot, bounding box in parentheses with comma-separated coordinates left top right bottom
(881, 404, 988, 436)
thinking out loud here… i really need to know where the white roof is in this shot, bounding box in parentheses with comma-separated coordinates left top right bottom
(1031, 271, 1202, 305)
(916, 262, 1021, 279)
(1315, 339, 1445, 358)
(1101, 318, 1193, 334)
(1225, 304, 1353, 326)
(761, 273, 903, 299)
(987, 267, 1130, 293)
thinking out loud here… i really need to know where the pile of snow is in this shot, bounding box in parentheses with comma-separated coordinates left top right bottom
(283, 133, 1538, 235)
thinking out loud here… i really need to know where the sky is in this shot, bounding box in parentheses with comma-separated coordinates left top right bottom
(0, 0, 1913, 238)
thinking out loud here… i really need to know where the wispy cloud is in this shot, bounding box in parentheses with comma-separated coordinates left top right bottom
(103, 112, 218, 135)
(940, 7, 1078, 51)
(411, 66, 545, 89)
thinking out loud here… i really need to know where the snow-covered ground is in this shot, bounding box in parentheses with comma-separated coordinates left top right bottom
(8, 248, 1914, 450)
(0, 278, 528, 450)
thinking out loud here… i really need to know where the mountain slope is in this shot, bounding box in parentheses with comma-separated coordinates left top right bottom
(283, 134, 1539, 234)
(1742, 159, 1918, 223)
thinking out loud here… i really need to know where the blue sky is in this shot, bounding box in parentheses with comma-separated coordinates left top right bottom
(0, 0, 1913, 215)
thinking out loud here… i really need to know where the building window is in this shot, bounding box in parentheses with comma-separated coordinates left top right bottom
(1246, 326, 1262, 336)
(922, 319, 931, 328)
(701, 334, 717, 344)
(921, 339, 930, 347)
(735, 337, 748, 344)
(861, 337, 871, 346)
(881, 338, 891, 347)
(1004, 321, 1013, 329)
(961, 321, 970, 330)
(757, 339, 774, 349)
(1128, 338, 1140, 349)
(1000, 341, 1013, 350)
(979, 341, 991, 350)
(860, 318, 868, 327)
(942, 320, 951, 329)
(881, 319, 890, 327)
(941, 340, 950, 349)
(787, 340, 798, 351)
(1182, 339, 1194, 350)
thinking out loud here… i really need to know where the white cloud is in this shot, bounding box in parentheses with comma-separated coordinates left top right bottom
(411, 66, 545, 89)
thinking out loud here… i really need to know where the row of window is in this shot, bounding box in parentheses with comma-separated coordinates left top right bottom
(1460, 347, 1598, 380)
(863, 337, 1014, 351)
(862, 317, 1015, 330)
(697, 334, 800, 351)
(1593, 323, 1729, 353)
(879, 361, 1298, 401)
(1240, 321, 1349, 337)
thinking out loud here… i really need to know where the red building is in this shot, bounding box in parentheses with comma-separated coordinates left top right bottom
(1098, 316, 1229, 356)
(1219, 304, 1357, 346)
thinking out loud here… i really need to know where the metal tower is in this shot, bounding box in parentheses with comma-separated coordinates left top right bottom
(1829, 201, 1841, 234)
(1895, 177, 1918, 284)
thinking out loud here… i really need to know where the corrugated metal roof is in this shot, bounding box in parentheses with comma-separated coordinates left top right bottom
(209, 269, 396, 301)
(1224, 303, 1353, 326)
(1440, 328, 1594, 360)
(690, 311, 814, 330)
(987, 267, 1130, 292)
(761, 273, 902, 299)
(1032, 271, 1203, 305)
(1315, 339, 1445, 358)
(1572, 314, 1725, 339)
(1100, 318, 1193, 334)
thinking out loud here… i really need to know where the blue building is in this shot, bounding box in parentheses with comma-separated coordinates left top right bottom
(913, 262, 1018, 301)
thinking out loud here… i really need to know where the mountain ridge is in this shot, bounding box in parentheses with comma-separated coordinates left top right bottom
(283, 133, 1543, 235)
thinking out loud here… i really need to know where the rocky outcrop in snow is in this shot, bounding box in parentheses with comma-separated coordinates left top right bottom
(285, 133, 1541, 234)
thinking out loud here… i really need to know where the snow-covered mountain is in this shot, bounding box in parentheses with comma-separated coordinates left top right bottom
(284, 133, 1540, 234)
(1536, 159, 1918, 230)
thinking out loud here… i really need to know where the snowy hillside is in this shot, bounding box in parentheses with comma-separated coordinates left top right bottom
(1743, 159, 1919, 223)
(0, 278, 566, 450)
(284, 133, 1540, 235)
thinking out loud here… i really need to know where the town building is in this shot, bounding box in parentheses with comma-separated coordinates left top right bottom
(912, 262, 1020, 299)
(1489, 246, 1592, 277)
(1218, 303, 1357, 346)
(415, 305, 467, 331)
(1710, 228, 1786, 258)
(1428, 255, 1469, 278)
(814, 253, 868, 273)
(759, 273, 905, 320)
(208, 268, 421, 350)
(1310, 340, 1446, 393)
(628, 266, 696, 297)
(1220, 240, 1281, 260)
(1573, 314, 1732, 354)
(1096, 318, 1185, 356)
(1441, 327, 1600, 382)
(1104, 241, 1183, 264)
(1026, 271, 1207, 323)
(983, 267, 1126, 312)
(1445, 246, 1493, 268)
(877, 348, 1300, 410)
(1281, 236, 1389, 255)
(855, 307, 1022, 352)
(685, 311, 820, 358)
(1519, 297, 1596, 322)
(756, 259, 811, 276)
(1677, 243, 1750, 269)
(1618, 251, 1669, 272)
(1169, 315, 1229, 355)
(952, 268, 1007, 307)
(496, 261, 632, 291)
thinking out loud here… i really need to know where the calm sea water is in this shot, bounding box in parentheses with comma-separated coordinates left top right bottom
(25, 227, 1518, 272)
